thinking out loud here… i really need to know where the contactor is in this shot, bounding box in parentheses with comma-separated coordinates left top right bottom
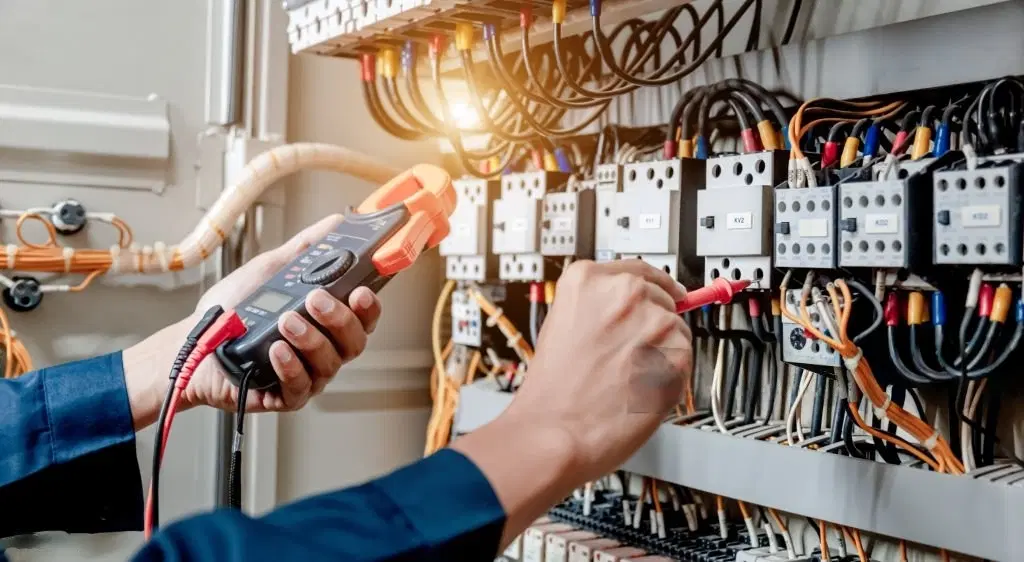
(440, 178, 499, 281)
(774, 186, 838, 269)
(932, 163, 1023, 266)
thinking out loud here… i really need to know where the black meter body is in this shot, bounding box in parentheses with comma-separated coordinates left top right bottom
(220, 204, 407, 389)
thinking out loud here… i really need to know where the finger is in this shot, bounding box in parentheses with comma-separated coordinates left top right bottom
(268, 340, 312, 409)
(594, 258, 686, 301)
(643, 280, 677, 314)
(306, 290, 367, 395)
(278, 310, 343, 383)
(348, 287, 382, 334)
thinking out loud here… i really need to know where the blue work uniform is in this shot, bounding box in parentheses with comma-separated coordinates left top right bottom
(0, 352, 506, 560)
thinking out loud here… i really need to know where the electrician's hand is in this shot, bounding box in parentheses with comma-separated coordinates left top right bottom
(451, 259, 692, 545)
(124, 215, 381, 429)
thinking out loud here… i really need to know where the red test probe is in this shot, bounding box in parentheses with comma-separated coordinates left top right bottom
(675, 278, 751, 314)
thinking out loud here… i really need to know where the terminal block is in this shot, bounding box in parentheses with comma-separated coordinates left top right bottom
(594, 164, 623, 262)
(440, 178, 499, 281)
(541, 190, 596, 258)
(774, 186, 838, 269)
(450, 289, 484, 347)
(697, 152, 785, 288)
(932, 163, 1023, 266)
(780, 290, 841, 369)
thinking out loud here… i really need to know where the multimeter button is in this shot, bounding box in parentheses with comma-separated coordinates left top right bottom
(299, 249, 356, 285)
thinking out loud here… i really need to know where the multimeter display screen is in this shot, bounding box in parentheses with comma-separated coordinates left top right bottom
(250, 289, 292, 313)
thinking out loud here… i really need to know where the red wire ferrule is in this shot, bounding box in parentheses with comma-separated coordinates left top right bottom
(740, 129, 759, 154)
(430, 36, 444, 58)
(520, 6, 533, 29)
(748, 297, 761, 318)
(821, 141, 840, 168)
(664, 140, 677, 161)
(360, 54, 375, 82)
(893, 131, 909, 155)
(529, 282, 543, 303)
(978, 283, 995, 318)
(884, 293, 900, 326)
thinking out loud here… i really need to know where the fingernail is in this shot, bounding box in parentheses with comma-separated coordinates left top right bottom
(355, 290, 374, 310)
(282, 314, 307, 336)
(310, 290, 336, 314)
(273, 344, 294, 363)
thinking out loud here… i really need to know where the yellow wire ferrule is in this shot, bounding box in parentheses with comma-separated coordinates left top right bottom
(552, 0, 567, 24)
(911, 126, 932, 160)
(991, 284, 1013, 324)
(379, 48, 398, 78)
(544, 281, 556, 305)
(840, 137, 861, 168)
(454, 23, 474, 51)
(771, 298, 781, 317)
(757, 120, 778, 150)
(678, 139, 694, 159)
(543, 152, 558, 172)
(907, 292, 925, 326)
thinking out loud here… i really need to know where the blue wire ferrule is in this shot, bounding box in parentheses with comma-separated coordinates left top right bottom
(401, 41, 415, 72)
(935, 123, 951, 156)
(695, 136, 709, 160)
(590, 0, 601, 17)
(483, 24, 495, 42)
(864, 123, 881, 159)
(931, 291, 946, 326)
(781, 126, 791, 149)
(1016, 299, 1024, 323)
(554, 147, 572, 173)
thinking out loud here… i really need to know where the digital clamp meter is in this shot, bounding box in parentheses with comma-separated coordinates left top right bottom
(217, 164, 456, 390)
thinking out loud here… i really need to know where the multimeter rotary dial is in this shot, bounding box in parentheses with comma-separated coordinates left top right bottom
(299, 249, 356, 286)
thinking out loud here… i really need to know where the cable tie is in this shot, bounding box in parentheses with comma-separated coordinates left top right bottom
(506, 331, 523, 349)
(842, 348, 863, 373)
(153, 241, 171, 272)
(923, 431, 940, 451)
(5, 245, 16, 269)
(62, 246, 74, 273)
(85, 212, 116, 222)
(485, 307, 504, 327)
(140, 245, 154, 273)
(109, 244, 122, 273)
(873, 395, 892, 426)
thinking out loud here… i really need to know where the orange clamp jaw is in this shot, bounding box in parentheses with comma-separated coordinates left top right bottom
(357, 163, 456, 276)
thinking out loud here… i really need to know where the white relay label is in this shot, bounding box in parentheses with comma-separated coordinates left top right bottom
(510, 218, 528, 232)
(961, 205, 1002, 227)
(638, 214, 662, 229)
(864, 213, 899, 234)
(726, 212, 753, 229)
(553, 217, 574, 231)
(797, 218, 829, 237)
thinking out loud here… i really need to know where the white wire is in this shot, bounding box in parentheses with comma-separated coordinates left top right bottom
(787, 370, 813, 445)
(711, 306, 731, 434)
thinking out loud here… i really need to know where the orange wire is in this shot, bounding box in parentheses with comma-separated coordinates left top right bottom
(16, 213, 59, 249)
(899, 541, 909, 562)
(852, 529, 868, 562)
(819, 520, 831, 562)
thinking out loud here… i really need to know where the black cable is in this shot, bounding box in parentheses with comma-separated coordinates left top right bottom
(529, 298, 540, 349)
(887, 326, 932, 385)
(828, 396, 845, 444)
(910, 325, 948, 380)
(151, 306, 224, 530)
(724, 341, 743, 417)
(762, 346, 778, 422)
(741, 340, 763, 423)
(745, 0, 762, 53)
(781, 0, 803, 45)
(809, 374, 826, 436)
(228, 369, 254, 510)
(362, 79, 424, 141)
(842, 399, 869, 459)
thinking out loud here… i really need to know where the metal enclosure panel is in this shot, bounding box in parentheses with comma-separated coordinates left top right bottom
(774, 187, 838, 269)
(838, 181, 910, 268)
(695, 186, 773, 256)
(932, 166, 1023, 265)
(610, 190, 680, 255)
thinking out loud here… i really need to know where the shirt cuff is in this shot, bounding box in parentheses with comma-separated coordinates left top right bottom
(371, 448, 507, 558)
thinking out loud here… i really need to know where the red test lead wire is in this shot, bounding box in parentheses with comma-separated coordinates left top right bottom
(675, 278, 751, 314)
(144, 310, 247, 539)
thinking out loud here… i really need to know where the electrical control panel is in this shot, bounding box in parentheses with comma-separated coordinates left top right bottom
(932, 163, 1023, 266)
(541, 190, 596, 258)
(780, 290, 841, 368)
(773, 186, 838, 269)
(441, 178, 499, 281)
(837, 180, 912, 268)
(493, 171, 566, 282)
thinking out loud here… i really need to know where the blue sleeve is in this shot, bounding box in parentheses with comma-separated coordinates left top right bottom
(134, 448, 507, 562)
(0, 352, 143, 537)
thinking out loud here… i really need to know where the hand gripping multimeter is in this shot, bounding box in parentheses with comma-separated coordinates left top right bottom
(218, 164, 456, 390)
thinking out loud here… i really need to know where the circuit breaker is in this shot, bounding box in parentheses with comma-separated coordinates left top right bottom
(932, 163, 1023, 266)
(696, 152, 785, 287)
(780, 290, 841, 368)
(594, 164, 623, 263)
(838, 180, 912, 268)
(440, 178, 499, 281)
(774, 186, 838, 269)
(541, 190, 596, 258)
(493, 171, 567, 282)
